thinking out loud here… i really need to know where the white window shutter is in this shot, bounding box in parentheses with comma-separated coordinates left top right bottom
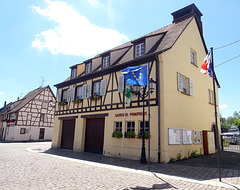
(82, 85, 87, 99)
(100, 79, 107, 96)
(57, 89, 62, 102)
(177, 72, 183, 92)
(118, 75, 124, 92)
(71, 87, 76, 100)
(93, 83, 97, 95)
(67, 89, 71, 102)
(79, 87, 83, 99)
(87, 83, 92, 98)
(189, 78, 194, 96)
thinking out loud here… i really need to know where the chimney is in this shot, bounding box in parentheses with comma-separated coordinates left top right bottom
(17, 97, 19, 101)
(171, 4, 203, 34)
(4, 101, 6, 107)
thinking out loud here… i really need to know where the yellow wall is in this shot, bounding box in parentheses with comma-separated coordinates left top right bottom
(159, 18, 220, 162)
(52, 17, 221, 163)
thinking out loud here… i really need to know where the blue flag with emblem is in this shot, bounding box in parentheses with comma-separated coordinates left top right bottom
(121, 65, 148, 86)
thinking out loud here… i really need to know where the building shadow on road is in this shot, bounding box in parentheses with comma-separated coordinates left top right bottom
(43, 148, 240, 185)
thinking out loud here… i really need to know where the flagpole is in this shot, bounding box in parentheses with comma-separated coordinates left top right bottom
(148, 67, 151, 171)
(121, 96, 126, 160)
(211, 47, 221, 182)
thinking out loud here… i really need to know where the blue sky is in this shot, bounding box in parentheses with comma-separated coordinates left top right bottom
(0, 0, 239, 118)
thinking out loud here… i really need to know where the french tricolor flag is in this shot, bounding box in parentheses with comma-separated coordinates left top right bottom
(200, 51, 212, 77)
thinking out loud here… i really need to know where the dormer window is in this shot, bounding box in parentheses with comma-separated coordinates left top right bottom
(103, 56, 110, 68)
(71, 67, 77, 79)
(135, 42, 145, 57)
(86, 62, 92, 74)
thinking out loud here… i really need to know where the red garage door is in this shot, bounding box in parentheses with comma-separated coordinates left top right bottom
(85, 118, 105, 154)
(61, 119, 75, 150)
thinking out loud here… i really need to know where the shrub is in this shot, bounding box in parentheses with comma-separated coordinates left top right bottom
(176, 151, 182, 160)
(112, 131, 123, 138)
(125, 131, 136, 138)
(169, 157, 176, 162)
(137, 131, 149, 139)
(190, 150, 199, 158)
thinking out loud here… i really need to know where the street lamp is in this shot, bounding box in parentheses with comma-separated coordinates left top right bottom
(133, 78, 155, 164)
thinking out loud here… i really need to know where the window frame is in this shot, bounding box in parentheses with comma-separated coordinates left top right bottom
(115, 121, 122, 132)
(62, 89, 68, 102)
(85, 62, 92, 74)
(103, 55, 110, 69)
(71, 67, 77, 79)
(139, 121, 149, 134)
(20, 128, 26, 134)
(177, 72, 193, 96)
(76, 85, 83, 99)
(93, 81, 101, 96)
(208, 89, 214, 104)
(126, 121, 135, 132)
(135, 42, 145, 58)
(190, 49, 197, 66)
(40, 113, 45, 122)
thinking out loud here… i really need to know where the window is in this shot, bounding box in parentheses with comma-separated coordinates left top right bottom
(20, 128, 26, 134)
(177, 72, 193, 96)
(103, 56, 110, 68)
(71, 68, 77, 79)
(139, 121, 149, 134)
(62, 90, 68, 102)
(115, 122, 122, 131)
(94, 82, 101, 96)
(86, 63, 92, 74)
(40, 113, 45, 122)
(135, 42, 145, 57)
(76, 86, 83, 99)
(190, 49, 197, 66)
(127, 121, 135, 132)
(208, 89, 214, 104)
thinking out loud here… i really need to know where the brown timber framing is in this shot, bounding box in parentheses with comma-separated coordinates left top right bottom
(55, 56, 159, 116)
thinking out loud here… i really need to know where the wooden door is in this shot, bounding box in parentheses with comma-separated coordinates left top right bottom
(85, 118, 105, 154)
(61, 119, 75, 150)
(39, 128, 45, 139)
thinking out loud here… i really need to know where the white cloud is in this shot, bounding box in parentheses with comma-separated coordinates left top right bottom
(219, 104, 228, 109)
(88, 0, 105, 9)
(0, 91, 4, 95)
(32, 0, 128, 57)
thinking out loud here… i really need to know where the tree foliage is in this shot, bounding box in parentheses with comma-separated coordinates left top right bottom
(221, 111, 240, 130)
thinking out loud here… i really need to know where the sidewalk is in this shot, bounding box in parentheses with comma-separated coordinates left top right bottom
(27, 142, 240, 190)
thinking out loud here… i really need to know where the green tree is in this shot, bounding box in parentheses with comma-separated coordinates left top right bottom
(233, 111, 240, 120)
(234, 119, 240, 130)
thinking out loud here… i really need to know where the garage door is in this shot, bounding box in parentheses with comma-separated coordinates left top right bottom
(61, 119, 75, 150)
(85, 118, 105, 154)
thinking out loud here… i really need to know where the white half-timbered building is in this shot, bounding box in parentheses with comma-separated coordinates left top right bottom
(1, 86, 56, 141)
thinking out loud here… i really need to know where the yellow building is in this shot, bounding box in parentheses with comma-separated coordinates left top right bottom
(52, 4, 220, 163)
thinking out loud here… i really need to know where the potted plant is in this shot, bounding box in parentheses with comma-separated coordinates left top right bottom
(58, 101, 67, 106)
(112, 130, 123, 138)
(72, 99, 82, 104)
(90, 95, 101, 101)
(125, 131, 136, 138)
(137, 131, 149, 139)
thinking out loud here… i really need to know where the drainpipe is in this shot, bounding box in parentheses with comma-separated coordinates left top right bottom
(155, 54, 161, 163)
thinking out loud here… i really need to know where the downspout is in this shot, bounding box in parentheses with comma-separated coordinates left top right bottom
(155, 54, 161, 163)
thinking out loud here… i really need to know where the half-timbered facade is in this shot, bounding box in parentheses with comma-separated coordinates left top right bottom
(52, 4, 221, 163)
(1, 86, 56, 141)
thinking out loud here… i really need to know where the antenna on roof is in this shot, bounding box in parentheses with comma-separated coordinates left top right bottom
(40, 76, 46, 87)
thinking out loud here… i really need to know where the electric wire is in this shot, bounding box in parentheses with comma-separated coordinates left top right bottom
(210, 39, 240, 67)
(215, 54, 240, 68)
(214, 39, 240, 50)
